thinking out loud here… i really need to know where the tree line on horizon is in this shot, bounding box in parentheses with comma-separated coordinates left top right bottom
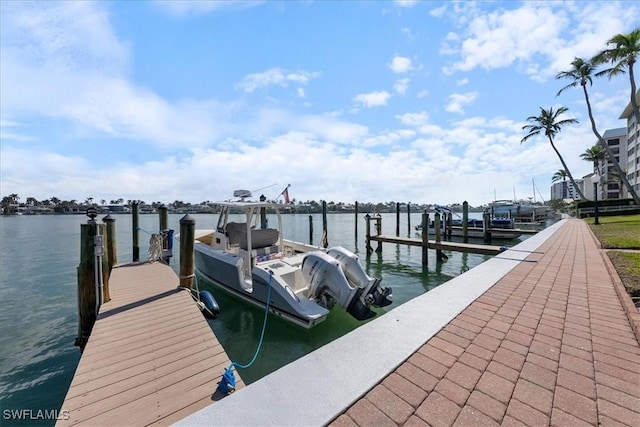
(1, 193, 500, 216)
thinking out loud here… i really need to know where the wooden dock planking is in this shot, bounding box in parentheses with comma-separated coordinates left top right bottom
(370, 235, 504, 255)
(57, 262, 242, 426)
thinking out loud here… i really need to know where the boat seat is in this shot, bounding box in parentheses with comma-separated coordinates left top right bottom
(225, 222, 247, 246)
(239, 229, 279, 250)
(225, 222, 279, 250)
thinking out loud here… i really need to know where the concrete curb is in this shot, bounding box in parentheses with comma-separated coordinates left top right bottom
(601, 249, 640, 345)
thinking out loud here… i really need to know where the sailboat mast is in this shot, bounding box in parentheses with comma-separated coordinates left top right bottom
(532, 178, 536, 203)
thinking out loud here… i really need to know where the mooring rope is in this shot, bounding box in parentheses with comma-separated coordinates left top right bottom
(218, 270, 273, 394)
(148, 233, 163, 262)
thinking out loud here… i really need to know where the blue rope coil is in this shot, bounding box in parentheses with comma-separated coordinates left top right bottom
(218, 270, 273, 394)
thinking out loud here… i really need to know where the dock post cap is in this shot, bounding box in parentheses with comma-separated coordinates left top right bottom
(102, 213, 115, 223)
(86, 207, 98, 223)
(180, 213, 196, 224)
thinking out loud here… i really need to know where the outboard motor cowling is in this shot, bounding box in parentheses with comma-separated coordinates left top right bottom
(301, 248, 392, 322)
(327, 247, 392, 309)
(302, 251, 358, 309)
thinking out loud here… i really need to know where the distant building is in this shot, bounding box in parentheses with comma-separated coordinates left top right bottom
(619, 89, 640, 195)
(100, 204, 130, 214)
(550, 179, 578, 201)
(593, 127, 627, 200)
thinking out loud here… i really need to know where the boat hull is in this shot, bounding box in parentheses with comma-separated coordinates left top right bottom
(194, 242, 329, 328)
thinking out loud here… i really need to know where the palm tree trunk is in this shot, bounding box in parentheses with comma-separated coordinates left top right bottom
(547, 136, 587, 200)
(628, 60, 640, 123)
(582, 84, 640, 205)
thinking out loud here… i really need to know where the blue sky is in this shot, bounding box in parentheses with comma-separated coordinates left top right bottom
(1, 0, 638, 206)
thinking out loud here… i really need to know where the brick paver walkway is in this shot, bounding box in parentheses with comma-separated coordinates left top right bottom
(331, 219, 640, 426)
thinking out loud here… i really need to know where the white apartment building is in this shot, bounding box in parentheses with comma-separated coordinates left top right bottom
(594, 127, 627, 199)
(619, 90, 640, 195)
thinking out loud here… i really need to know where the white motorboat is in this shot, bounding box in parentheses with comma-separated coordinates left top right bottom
(191, 190, 392, 328)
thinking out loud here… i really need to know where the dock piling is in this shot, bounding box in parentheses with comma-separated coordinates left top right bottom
(159, 205, 173, 264)
(179, 214, 196, 289)
(322, 201, 328, 248)
(374, 215, 382, 252)
(100, 215, 113, 303)
(309, 215, 314, 245)
(483, 211, 492, 244)
(434, 212, 445, 261)
(421, 211, 429, 267)
(396, 202, 400, 237)
(132, 201, 140, 262)
(76, 211, 106, 350)
(462, 201, 469, 243)
(365, 214, 373, 254)
(354, 201, 358, 240)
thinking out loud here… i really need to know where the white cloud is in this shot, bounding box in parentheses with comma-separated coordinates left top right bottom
(390, 56, 413, 74)
(153, 0, 263, 17)
(235, 68, 321, 93)
(445, 91, 478, 114)
(396, 111, 429, 127)
(429, 5, 447, 18)
(456, 78, 469, 86)
(394, 0, 419, 8)
(394, 78, 410, 95)
(353, 91, 391, 108)
(441, 2, 640, 81)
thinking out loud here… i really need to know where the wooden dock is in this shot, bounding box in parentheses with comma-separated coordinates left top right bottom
(369, 235, 504, 255)
(57, 262, 242, 426)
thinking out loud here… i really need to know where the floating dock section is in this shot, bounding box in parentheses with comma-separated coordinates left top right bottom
(57, 262, 241, 426)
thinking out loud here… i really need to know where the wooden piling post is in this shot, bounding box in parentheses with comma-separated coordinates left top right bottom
(101, 214, 115, 303)
(396, 202, 400, 237)
(100, 224, 111, 303)
(365, 213, 372, 255)
(179, 214, 195, 289)
(407, 202, 411, 235)
(76, 217, 105, 350)
(462, 201, 469, 243)
(103, 214, 117, 273)
(159, 205, 170, 264)
(132, 202, 140, 262)
(483, 211, 492, 244)
(322, 201, 328, 248)
(309, 215, 313, 245)
(435, 212, 444, 261)
(421, 211, 429, 267)
(354, 201, 358, 240)
(374, 215, 382, 253)
(446, 212, 452, 239)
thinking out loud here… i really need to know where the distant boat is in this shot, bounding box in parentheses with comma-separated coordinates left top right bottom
(416, 217, 522, 240)
(490, 200, 555, 221)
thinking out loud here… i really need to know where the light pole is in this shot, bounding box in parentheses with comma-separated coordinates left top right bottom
(591, 174, 600, 225)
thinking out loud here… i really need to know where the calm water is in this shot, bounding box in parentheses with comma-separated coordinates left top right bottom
(0, 212, 522, 425)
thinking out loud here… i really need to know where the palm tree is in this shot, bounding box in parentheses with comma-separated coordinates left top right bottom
(522, 106, 587, 200)
(556, 57, 640, 205)
(580, 145, 605, 171)
(551, 169, 573, 199)
(594, 27, 640, 123)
